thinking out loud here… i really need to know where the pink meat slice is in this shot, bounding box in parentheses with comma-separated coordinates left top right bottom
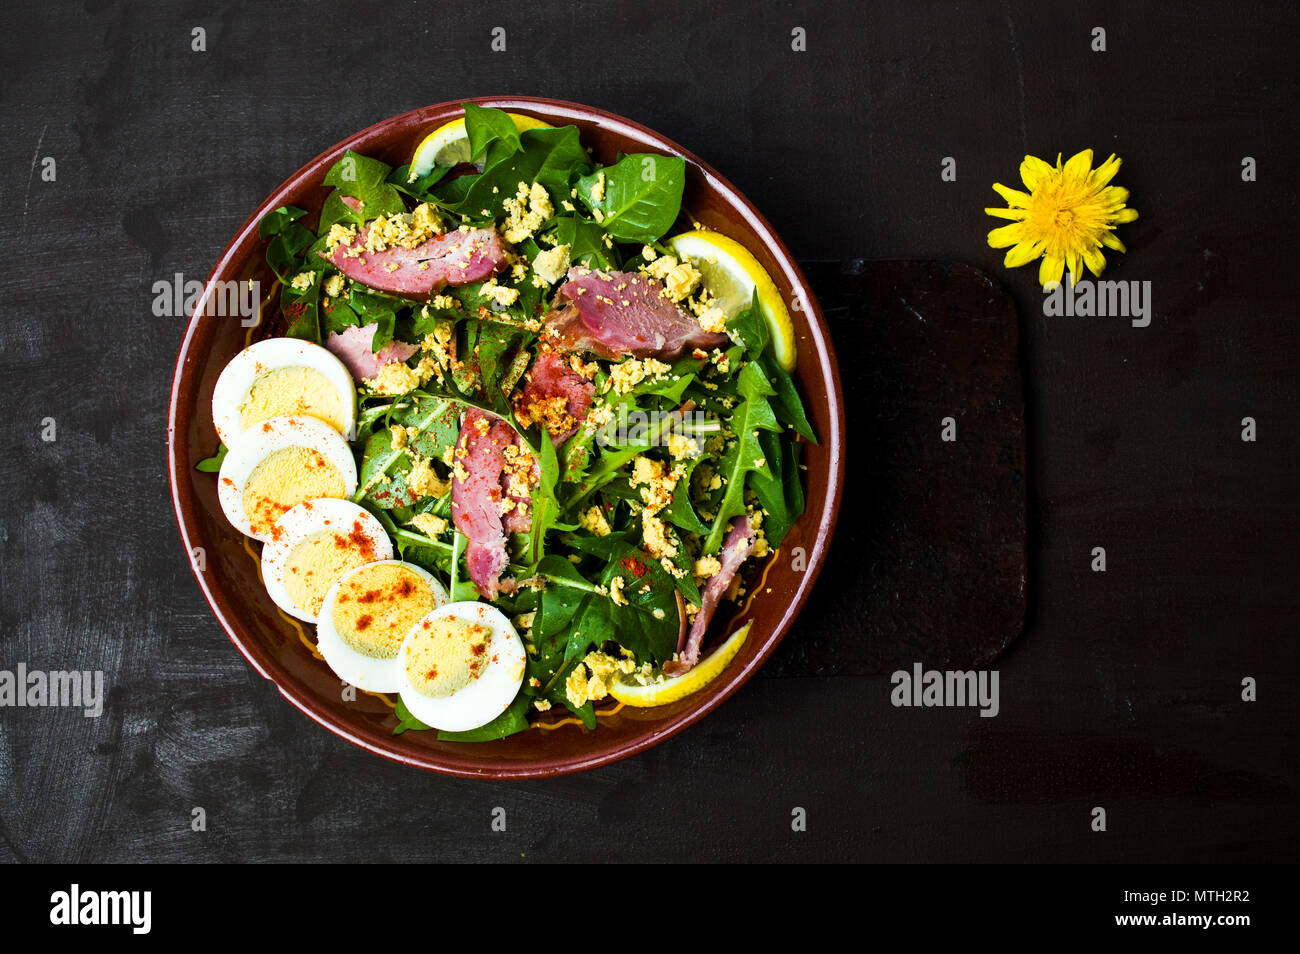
(451, 410, 510, 599)
(321, 225, 506, 299)
(514, 350, 595, 445)
(663, 515, 756, 676)
(543, 267, 730, 360)
(323, 322, 418, 380)
(450, 409, 538, 598)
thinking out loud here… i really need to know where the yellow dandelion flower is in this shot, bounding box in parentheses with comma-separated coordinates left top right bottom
(986, 149, 1139, 288)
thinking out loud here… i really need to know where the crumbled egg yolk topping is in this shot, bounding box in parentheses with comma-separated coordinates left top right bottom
(501, 181, 553, 243)
(408, 455, 450, 498)
(565, 650, 640, 707)
(362, 355, 439, 397)
(480, 277, 520, 307)
(332, 564, 435, 660)
(531, 243, 571, 286)
(607, 358, 672, 395)
(578, 505, 611, 537)
(408, 513, 449, 538)
(514, 393, 572, 438)
(628, 455, 687, 565)
(642, 254, 702, 302)
(361, 204, 444, 253)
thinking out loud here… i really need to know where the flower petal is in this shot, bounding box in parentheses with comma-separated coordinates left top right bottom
(1088, 154, 1122, 190)
(1039, 254, 1065, 288)
(992, 182, 1031, 207)
(1004, 240, 1043, 268)
(1115, 208, 1139, 223)
(1101, 231, 1127, 253)
(987, 223, 1027, 248)
(985, 206, 1027, 220)
(1099, 185, 1131, 209)
(1019, 155, 1055, 191)
(1063, 149, 1095, 183)
(1083, 245, 1107, 277)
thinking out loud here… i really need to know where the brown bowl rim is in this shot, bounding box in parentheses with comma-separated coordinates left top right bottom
(166, 95, 846, 778)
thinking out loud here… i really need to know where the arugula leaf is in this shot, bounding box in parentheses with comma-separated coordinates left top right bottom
(662, 456, 708, 534)
(258, 205, 308, 239)
(320, 297, 361, 338)
(470, 320, 521, 396)
(430, 171, 476, 207)
(526, 429, 561, 565)
(265, 221, 316, 284)
(391, 399, 460, 458)
(565, 592, 611, 664)
(457, 126, 589, 219)
(323, 150, 406, 218)
(317, 190, 364, 236)
(355, 429, 421, 509)
(353, 397, 455, 504)
(661, 524, 702, 607)
(195, 444, 227, 472)
(392, 697, 431, 735)
(463, 102, 522, 162)
(389, 162, 451, 199)
(535, 555, 596, 641)
(562, 527, 637, 562)
(551, 216, 616, 270)
(347, 291, 398, 351)
(762, 355, 817, 443)
(576, 154, 685, 243)
(748, 429, 805, 547)
(389, 525, 454, 574)
(727, 293, 770, 359)
(597, 544, 680, 664)
(702, 360, 781, 553)
(280, 282, 321, 344)
(448, 530, 479, 602)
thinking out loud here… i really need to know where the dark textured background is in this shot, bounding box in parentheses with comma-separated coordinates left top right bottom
(1, 0, 1296, 862)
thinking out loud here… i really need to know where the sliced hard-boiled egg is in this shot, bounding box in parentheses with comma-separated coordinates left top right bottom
(316, 560, 449, 692)
(217, 415, 358, 542)
(261, 499, 393, 623)
(212, 337, 357, 446)
(397, 601, 527, 732)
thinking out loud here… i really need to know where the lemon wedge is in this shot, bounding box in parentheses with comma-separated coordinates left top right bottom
(409, 113, 552, 179)
(666, 230, 797, 371)
(607, 621, 752, 707)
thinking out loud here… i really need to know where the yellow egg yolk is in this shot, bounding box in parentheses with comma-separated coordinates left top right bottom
(283, 519, 381, 615)
(404, 616, 493, 698)
(240, 366, 347, 434)
(242, 446, 346, 539)
(332, 565, 435, 659)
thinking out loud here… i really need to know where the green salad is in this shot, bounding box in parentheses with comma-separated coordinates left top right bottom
(215, 104, 814, 741)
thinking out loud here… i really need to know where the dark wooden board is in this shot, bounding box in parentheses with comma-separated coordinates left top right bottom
(770, 260, 1026, 676)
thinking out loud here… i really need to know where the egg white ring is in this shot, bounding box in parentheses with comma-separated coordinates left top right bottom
(212, 337, 357, 446)
(316, 560, 450, 693)
(260, 499, 393, 623)
(396, 601, 527, 732)
(216, 415, 359, 542)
